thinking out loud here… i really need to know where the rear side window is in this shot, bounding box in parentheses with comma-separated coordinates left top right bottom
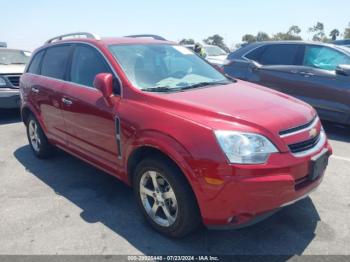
(252, 44, 300, 65)
(41, 45, 71, 80)
(70, 45, 112, 87)
(27, 51, 44, 74)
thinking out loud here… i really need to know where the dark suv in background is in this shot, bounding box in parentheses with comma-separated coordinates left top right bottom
(223, 41, 350, 125)
(333, 39, 350, 48)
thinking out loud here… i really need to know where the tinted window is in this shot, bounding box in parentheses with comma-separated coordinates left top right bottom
(245, 46, 266, 61)
(41, 45, 71, 80)
(27, 51, 44, 74)
(303, 46, 350, 71)
(256, 44, 300, 65)
(70, 45, 112, 88)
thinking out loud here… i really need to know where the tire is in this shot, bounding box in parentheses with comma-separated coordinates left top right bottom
(26, 114, 54, 159)
(133, 156, 201, 238)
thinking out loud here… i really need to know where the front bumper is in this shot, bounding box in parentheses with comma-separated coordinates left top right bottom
(0, 89, 20, 109)
(196, 142, 332, 228)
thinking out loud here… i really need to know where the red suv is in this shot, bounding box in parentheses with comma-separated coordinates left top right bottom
(20, 32, 332, 238)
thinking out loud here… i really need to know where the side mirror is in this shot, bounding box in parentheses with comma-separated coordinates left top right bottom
(94, 73, 114, 105)
(336, 64, 350, 76)
(250, 60, 262, 71)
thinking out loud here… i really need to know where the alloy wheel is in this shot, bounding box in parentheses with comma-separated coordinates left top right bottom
(139, 171, 178, 227)
(28, 120, 41, 152)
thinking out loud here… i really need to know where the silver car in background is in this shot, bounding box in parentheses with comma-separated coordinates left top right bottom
(0, 48, 31, 108)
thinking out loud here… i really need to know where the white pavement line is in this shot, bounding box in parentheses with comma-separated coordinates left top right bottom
(331, 155, 350, 162)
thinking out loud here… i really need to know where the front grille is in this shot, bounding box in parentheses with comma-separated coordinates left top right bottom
(7, 76, 20, 87)
(279, 116, 316, 136)
(288, 133, 321, 154)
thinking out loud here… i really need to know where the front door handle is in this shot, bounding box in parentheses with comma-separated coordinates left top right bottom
(31, 87, 39, 93)
(62, 98, 73, 105)
(300, 72, 314, 77)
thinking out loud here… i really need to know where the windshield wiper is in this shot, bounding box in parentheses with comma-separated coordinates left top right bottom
(141, 86, 182, 92)
(180, 80, 231, 90)
(141, 81, 232, 93)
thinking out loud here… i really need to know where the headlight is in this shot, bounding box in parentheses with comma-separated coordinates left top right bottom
(0, 77, 7, 87)
(214, 131, 278, 164)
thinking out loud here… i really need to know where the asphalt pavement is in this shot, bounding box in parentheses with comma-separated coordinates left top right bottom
(0, 109, 349, 256)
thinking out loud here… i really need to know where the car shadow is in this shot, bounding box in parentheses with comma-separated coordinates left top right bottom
(322, 120, 350, 143)
(0, 109, 21, 125)
(14, 145, 320, 256)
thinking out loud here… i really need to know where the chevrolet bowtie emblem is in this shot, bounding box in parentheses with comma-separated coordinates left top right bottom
(309, 128, 318, 138)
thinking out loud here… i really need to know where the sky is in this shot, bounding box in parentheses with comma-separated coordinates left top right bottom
(1, 0, 349, 51)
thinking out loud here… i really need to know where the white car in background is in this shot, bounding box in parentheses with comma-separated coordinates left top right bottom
(184, 44, 228, 66)
(0, 47, 31, 108)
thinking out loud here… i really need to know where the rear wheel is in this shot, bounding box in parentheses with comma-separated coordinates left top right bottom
(133, 157, 201, 238)
(26, 114, 54, 158)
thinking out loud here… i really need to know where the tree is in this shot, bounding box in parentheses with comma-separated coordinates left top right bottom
(256, 32, 270, 42)
(203, 34, 230, 52)
(179, 38, 195, 45)
(272, 26, 302, 41)
(308, 22, 325, 41)
(242, 34, 256, 43)
(287, 25, 301, 35)
(329, 29, 340, 41)
(344, 23, 350, 39)
(272, 32, 302, 41)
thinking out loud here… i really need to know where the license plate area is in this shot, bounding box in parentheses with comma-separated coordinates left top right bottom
(309, 149, 330, 181)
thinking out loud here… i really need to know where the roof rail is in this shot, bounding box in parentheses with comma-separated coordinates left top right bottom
(45, 32, 101, 44)
(0, 42, 7, 48)
(125, 34, 167, 41)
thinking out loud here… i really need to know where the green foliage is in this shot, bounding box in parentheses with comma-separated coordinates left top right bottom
(256, 32, 270, 42)
(329, 29, 340, 41)
(179, 39, 195, 45)
(308, 22, 325, 41)
(242, 34, 256, 43)
(344, 27, 350, 39)
(203, 34, 230, 52)
(272, 26, 302, 41)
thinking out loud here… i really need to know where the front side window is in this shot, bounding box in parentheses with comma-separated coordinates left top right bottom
(70, 45, 113, 87)
(41, 45, 71, 80)
(303, 46, 350, 71)
(109, 44, 230, 91)
(0, 49, 31, 65)
(245, 46, 266, 62)
(27, 51, 44, 74)
(257, 44, 300, 65)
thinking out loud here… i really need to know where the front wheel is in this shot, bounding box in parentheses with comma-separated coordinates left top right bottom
(26, 114, 54, 159)
(133, 157, 201, 238)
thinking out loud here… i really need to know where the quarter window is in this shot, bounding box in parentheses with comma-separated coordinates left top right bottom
(303, 46, 350, 71)
(41, 45, 71, 80)
(27, 51, 44, 74)
(70, 45, 112, 88)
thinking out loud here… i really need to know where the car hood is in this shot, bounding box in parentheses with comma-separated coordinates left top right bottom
(0, 64, 26, 74)
(206, 55, 227, 65)
(153, 80, 315, 137)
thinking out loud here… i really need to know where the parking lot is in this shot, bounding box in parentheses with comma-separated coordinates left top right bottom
(0, 109, 349, 256)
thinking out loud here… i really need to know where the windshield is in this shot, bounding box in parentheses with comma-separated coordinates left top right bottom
(109, 44, 230, 91)
(204, 46, 227, 56)
(0, 49, 31, 65)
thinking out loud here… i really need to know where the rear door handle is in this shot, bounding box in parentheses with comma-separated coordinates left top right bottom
(31, 87, 39, 93)
(62, 98, 73, 105)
